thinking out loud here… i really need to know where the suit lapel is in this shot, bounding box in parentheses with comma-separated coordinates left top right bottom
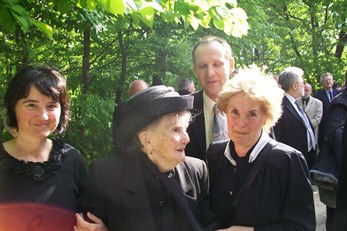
(121, 156, 157, 231)
(284, 97, 305, 126)
(306, 97, 315, 113)
(191, 90, 207, 155)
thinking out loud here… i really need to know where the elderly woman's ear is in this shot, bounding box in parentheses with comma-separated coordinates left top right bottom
(138, 130, 152, 153)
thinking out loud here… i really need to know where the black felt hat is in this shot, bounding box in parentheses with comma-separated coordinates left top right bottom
(116, 85, 194, 151)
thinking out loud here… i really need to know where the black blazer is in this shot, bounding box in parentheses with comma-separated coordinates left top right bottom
(80, 154, 217, 231)
(185, 90, 207, 161)
(313, 88, 340, 116)
(313, 88, 340, 147)
(207, 140, 316, 230)
(273, 96, 316, 167)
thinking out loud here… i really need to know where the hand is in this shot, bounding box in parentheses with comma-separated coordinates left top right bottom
(74, 212, 109, 231)
(216, 225, 254, 231)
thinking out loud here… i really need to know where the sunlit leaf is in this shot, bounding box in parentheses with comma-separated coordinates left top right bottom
(139, 6, 155, 27)
(32, 20, 54, 39)
(87, 0, 97, 10)
(188, 15, 200, 30)
(100, 0, 125, 15)
(141, 1, 163, 12)
(124, 0, 138, 13)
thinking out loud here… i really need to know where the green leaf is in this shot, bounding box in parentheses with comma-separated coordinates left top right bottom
(139, 6, 155, 28)
(12, 13, 30, 32)
(56, 0, 71, 13)
(213, 19, 224, 30)
(187, 15, 200, 31)
(124, 0, 138, 13)
(32, 20, 54, 39)
(100, 0, 125, 15)
(9, 4, 29, 18)
(141, 1, 163, 12)
(200, 14, 211, 28)
(0, 7, 16, 32)
(160, 12, 176, 23)
(87, 0, 97, 10)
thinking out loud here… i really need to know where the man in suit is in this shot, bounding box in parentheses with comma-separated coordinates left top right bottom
(77, 86, 219, 231)
(313, 72, 340, 149)
(273, 67, 317, 168)
(185, 36, 235, 161)
(296, 83, 323, 141)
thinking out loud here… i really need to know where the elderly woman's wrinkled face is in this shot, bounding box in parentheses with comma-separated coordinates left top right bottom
(226, 92, 267, 153)
(140, 112, 191, 172)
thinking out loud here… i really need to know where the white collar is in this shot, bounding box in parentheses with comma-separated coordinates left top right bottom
(224, 131, 271, 165)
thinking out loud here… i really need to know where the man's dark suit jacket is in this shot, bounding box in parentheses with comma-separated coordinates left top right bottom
(185, 90, 207, 161)
(80, 153, 218, 231)
(313, 88, 340, 148)
(273, 96, 316, 168)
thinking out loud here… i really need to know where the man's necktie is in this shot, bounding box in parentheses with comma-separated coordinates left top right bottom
(295, 102, 316, 151)
(212, 104, 229, 142)
(329, 91, 333, 102)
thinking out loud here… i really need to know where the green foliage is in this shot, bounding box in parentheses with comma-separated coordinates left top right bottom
(63, 93, 114, 164)
(0, 0, 249, 38)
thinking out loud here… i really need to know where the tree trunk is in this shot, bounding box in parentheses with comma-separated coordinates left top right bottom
(82, 25, 91, 94)
(115, 31, 128, 106)
(335, 28, 347, 59)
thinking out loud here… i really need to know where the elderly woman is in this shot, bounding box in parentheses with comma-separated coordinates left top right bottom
(207, 67, 316, 231)
(76, 86, 218, 231)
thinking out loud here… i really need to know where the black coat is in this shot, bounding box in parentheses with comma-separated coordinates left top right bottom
(313, 88, 340, 148)
(80, 154, 218, 231)
(333, 90, 347, 229)
(207, 140, 316, 231)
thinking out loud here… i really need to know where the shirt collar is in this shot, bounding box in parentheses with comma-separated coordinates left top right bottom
(203, 90, 215, 114)
(224, 130, 271, 165)
(285, 93, 297, 105)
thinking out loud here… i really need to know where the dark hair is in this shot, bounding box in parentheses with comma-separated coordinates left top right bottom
(3, 65, 70, 134)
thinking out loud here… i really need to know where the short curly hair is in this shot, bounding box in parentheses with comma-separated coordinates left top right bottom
(217, 66, 284, 133)
(3, 65, 70, 134)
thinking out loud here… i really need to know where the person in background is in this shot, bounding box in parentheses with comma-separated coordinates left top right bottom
(207, 66, 315, 231)
(316, 75, 347, 231)
(178, 79, 196, 95)
(112, 79, 148, 146)
(313, 72, 340, 149)
(0, 66, 87, 211)
(273, 67, 316, 169)
(185, 35, 234, 161)
(296, 83, 323, 141)
(76, 86, 219, 231)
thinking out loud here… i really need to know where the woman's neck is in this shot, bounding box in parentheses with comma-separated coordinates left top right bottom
(4, 137, 52, 162)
